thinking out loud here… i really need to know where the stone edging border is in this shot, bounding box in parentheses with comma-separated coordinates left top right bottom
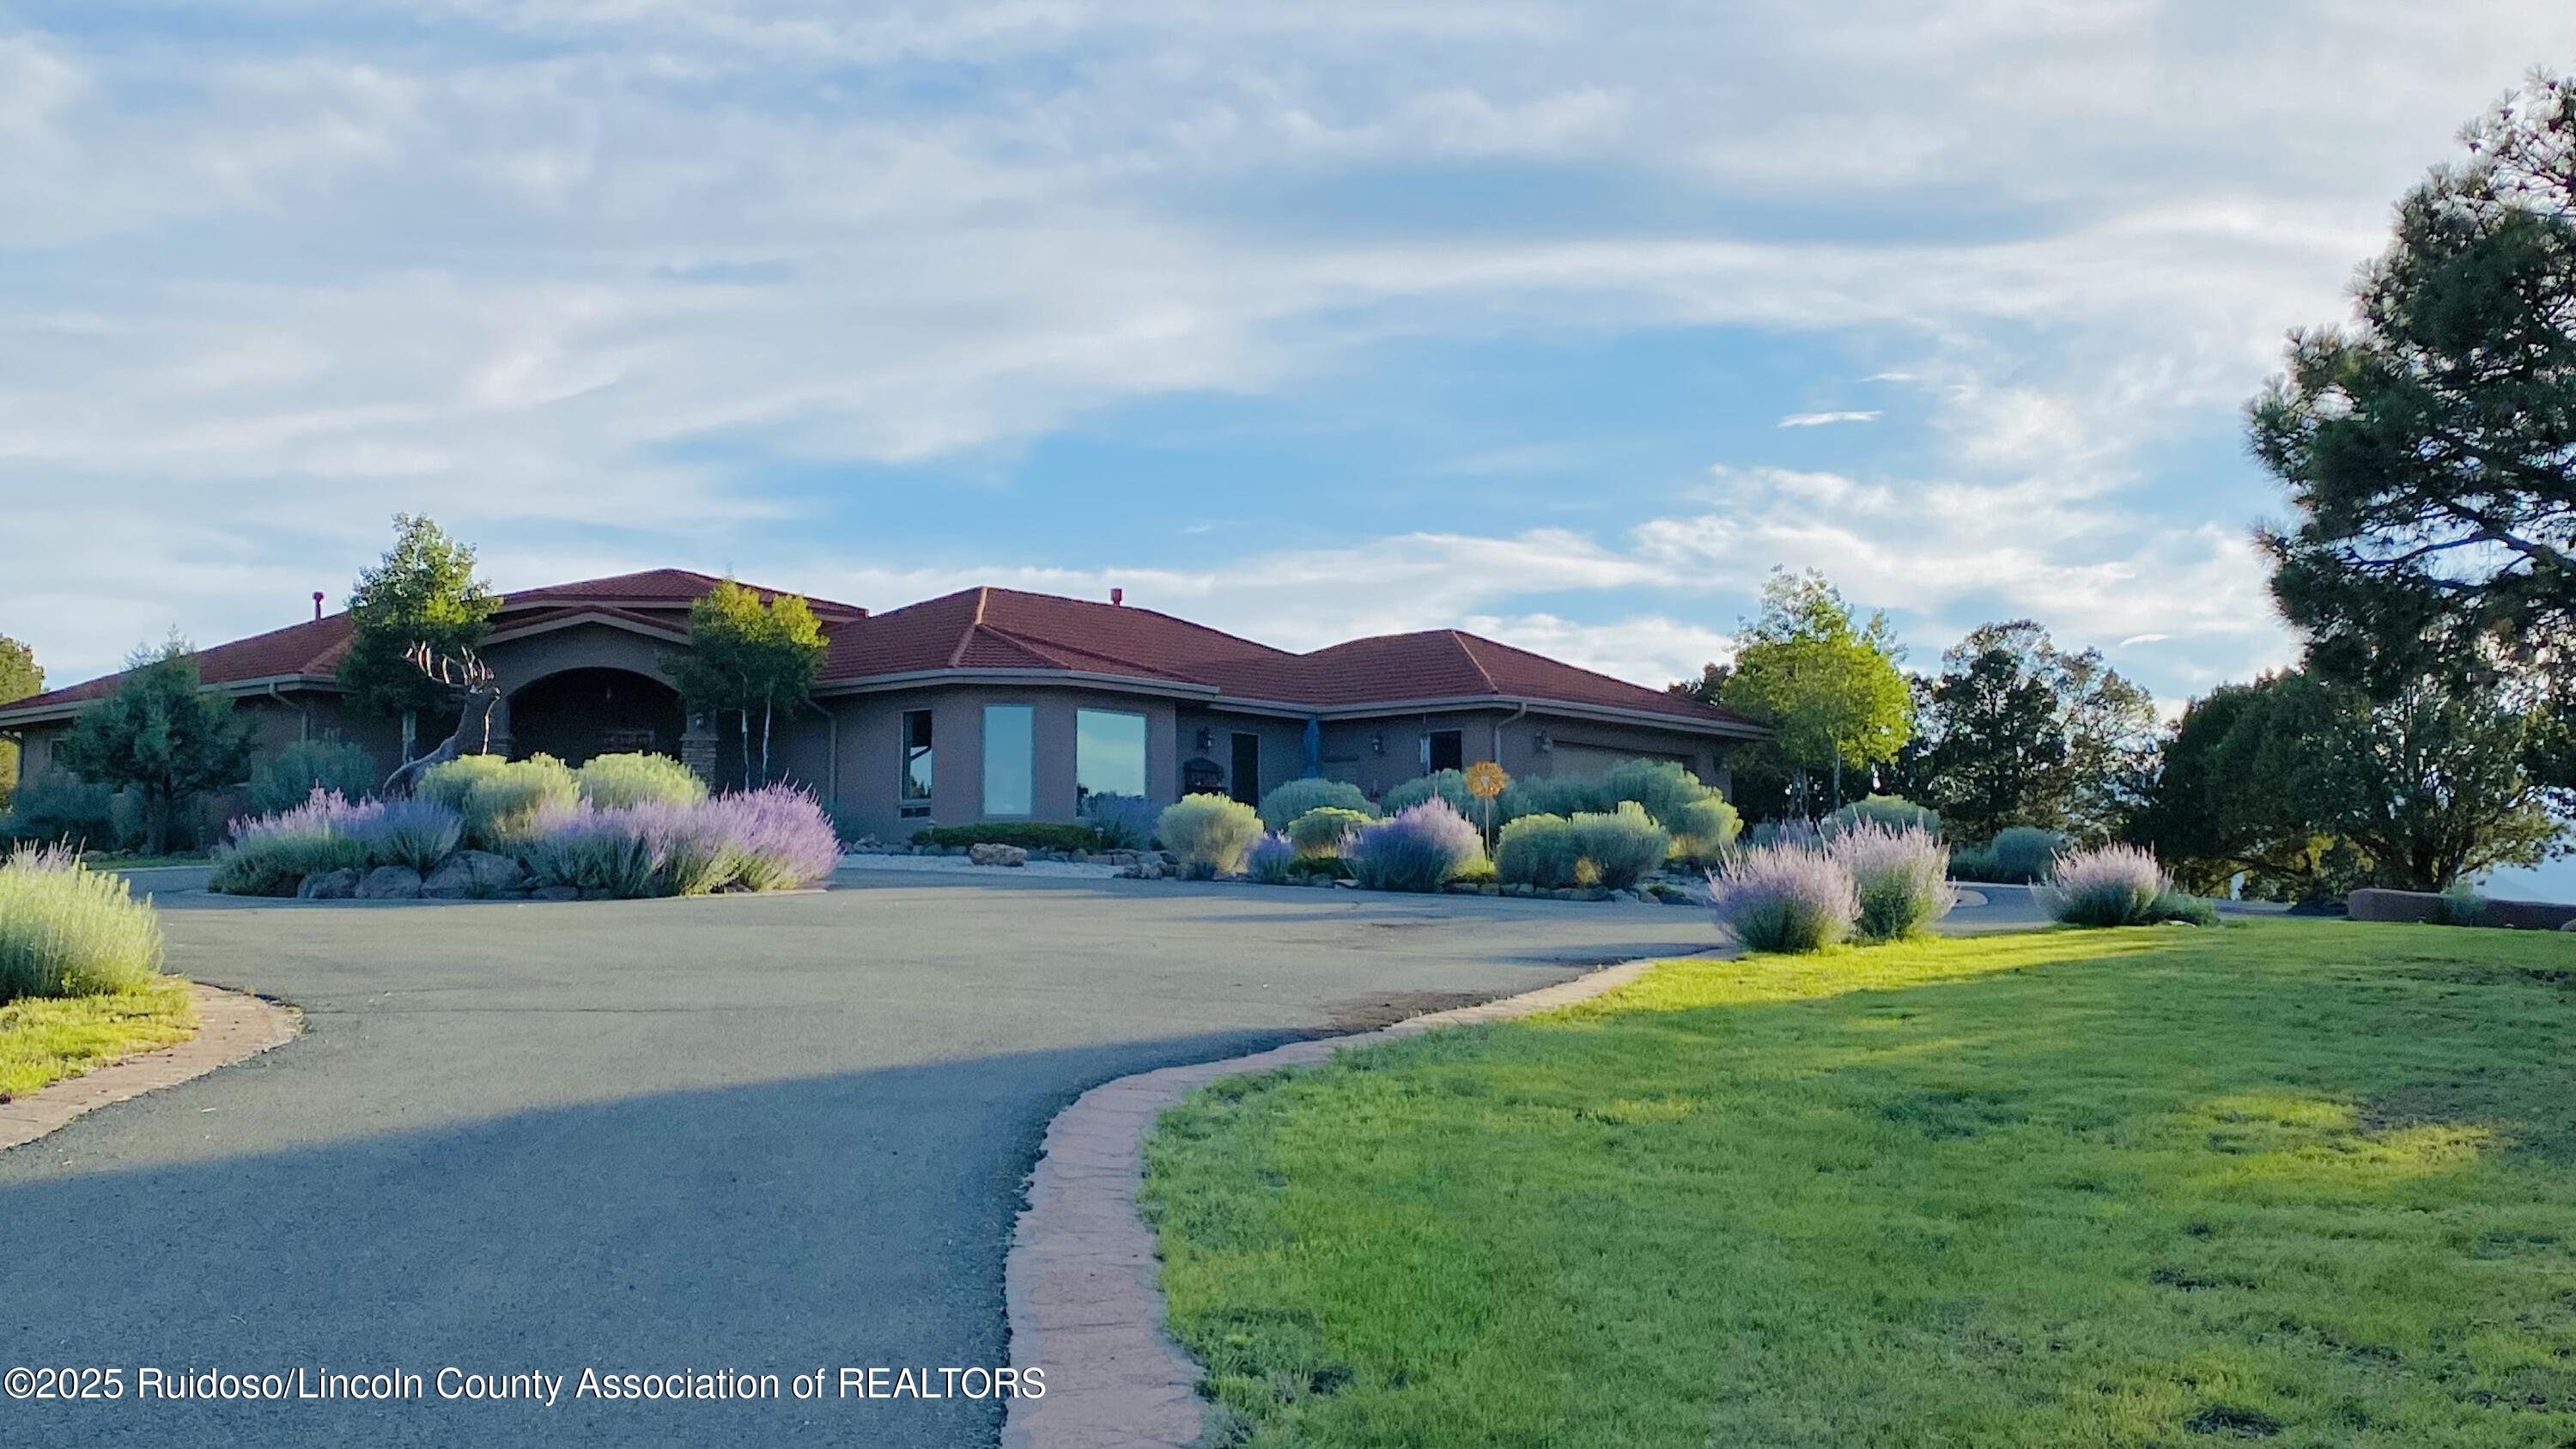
(1000, 957, 1665, 1449)
(0, 983, 300, 1153)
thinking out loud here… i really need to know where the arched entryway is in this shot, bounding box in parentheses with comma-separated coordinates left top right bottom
(505, 668, 686, 767)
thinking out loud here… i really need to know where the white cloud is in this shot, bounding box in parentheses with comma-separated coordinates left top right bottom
(3, 0, 2570, 707)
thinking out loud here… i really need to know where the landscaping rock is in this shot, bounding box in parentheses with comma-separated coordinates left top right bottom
(421, 849, 527, 899)
(354, 865, 422, 899)
(531, 885, 583, 902)
(298, 868, 361, 900)
(969, 843, 1030, 868)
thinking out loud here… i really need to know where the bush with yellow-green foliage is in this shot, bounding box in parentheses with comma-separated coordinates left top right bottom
(574, 752, 708, 810)
(422, 754, 578, 849)
(1286, 807, 1371, 858)
(0, 847, 166, 1001)
(1158, 795, 1262, 879)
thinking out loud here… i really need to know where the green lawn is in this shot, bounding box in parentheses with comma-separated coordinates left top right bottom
(1141, 921, 2576, 1447)
(0, 977, 197, 1100)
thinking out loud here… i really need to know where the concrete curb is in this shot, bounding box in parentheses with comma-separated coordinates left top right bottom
(1001, 957, 1665, 1449)
(0, 983, 300, 1152)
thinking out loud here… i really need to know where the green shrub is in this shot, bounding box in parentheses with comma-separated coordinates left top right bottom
(1495, 813, 1583, 888)
(0, 847, 167, 1000)
(1569, 802, 1670, 891)
(1382, 770, 1474, 819)
(909, 823, 1103, 852)
(1256, 778, 1372, 831)
(1601, 759, 1707, 825)
(414, 754, 510, 814)
(1159, 796, 1262, 879)
(1498, 776, 1602, 823)
(1, 773, 115, 846)
(1286, 807, 1370, 858)
(2433, 886, 2489, 928)
(2151, 891, 2220, 927)
(1826, 795, 1941, 837)
(249, 738, 380, 815)
(1953, 825, 2064, 883)
(574, 752, 707, 810)
(452, 756, 579, 849)
(1662, 795, 1742, 864)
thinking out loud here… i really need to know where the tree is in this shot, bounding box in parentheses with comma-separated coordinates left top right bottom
(2134, 667, 2563, 896)
(2128, 676, 2365, 900)
(337, 514, 501, 763)
(54, 638, 257, 854)
(1908, 621, 2156, 843)
(0, 635, 39, 808)
(2250, 70, 2575, 763)
(665, 580, 829, 787)
(1717, 569, 1912, 813)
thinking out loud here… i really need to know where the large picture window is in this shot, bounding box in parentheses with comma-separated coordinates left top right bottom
(1076, 709, 1147, 806)
(981, 704, 1034, 816)
(901, 709, 933, 801)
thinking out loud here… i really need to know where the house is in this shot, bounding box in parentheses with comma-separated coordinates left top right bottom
(0, 570, 1764, 839)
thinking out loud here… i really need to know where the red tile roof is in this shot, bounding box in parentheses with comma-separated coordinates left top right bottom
(6, 578, 1756, 733)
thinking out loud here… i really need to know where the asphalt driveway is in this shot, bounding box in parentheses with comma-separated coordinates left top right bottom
(1, 869, 1750, 1448)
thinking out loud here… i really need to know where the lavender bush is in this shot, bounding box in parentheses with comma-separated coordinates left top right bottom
(518, 803, 662, 898)
(1346, 800, 1483, 892)
(1245, 832, 1299, 885)
(1709, 843, 1858, 953)
(702, 786, 841, 892)
(353, 797, 463, 874)
(2038, 844, 2169, 927)
(626, 800, 745, 897)
(1081, 792, 1158, 850)
(1829, 822, 1957, 941)
(210, 788, 375, 895)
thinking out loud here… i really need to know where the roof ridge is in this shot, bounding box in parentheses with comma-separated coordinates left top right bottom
(1447, 630, 1502, 693)
(948, 588, 991, 668)
(980, 622, 1201, 682)
(978, 585, 1301, 660)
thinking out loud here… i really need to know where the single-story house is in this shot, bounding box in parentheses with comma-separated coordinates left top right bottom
(0, 569, 1765, 839)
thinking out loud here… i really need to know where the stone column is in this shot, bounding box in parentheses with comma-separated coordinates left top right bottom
(680, 712, 720, 785)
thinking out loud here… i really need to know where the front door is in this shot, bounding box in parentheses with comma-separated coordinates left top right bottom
(1427, 729, 1465, 773)
(1230, 732, 1261, 805)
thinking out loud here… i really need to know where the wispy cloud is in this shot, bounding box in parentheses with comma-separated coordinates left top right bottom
(1777, 410, 1880, 428)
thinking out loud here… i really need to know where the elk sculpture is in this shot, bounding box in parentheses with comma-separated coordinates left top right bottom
(379, 642, 502, 799)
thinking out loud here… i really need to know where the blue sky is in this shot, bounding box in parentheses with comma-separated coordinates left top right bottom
(2, 2, 2570, 888)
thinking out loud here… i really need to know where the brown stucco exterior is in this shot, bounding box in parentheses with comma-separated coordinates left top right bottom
(0, 572, 1763, 844)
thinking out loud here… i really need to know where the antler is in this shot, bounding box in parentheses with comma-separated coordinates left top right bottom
(405, 641, 495, 691)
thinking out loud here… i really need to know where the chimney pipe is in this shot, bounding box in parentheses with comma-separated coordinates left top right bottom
(313, 591, 325, 622)
(1110, 588, 1124, 606)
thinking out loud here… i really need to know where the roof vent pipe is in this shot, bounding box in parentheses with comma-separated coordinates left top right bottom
(1110, 588, 1123, 606)
(313, 591, 325, 622)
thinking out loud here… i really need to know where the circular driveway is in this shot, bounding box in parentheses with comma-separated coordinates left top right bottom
(1, 869, 1742, 1448)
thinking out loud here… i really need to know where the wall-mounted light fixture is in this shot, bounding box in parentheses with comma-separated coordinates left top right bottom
(1533, 731, 1553, 753)
(1194, 727, 1214, 752)
(1369, 732, 1385, 756)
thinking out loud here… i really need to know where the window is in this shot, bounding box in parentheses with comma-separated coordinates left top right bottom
(1076, 709, 1147, 806)
(902, 709, 934, 801)
(981, 704, 1034, 816)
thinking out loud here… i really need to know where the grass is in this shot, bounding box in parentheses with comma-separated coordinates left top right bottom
(0, 976, 196, 1101)
(1141, 921, 2576, 1447)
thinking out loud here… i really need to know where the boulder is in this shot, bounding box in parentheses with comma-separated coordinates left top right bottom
(532, 885, 583, 903)
(298, 868, 361, 900)
(579, 886, 617, 901)
(969, 843, 1029, 868)
(355, 865, 423, 900)
(421, 849, 527, 899)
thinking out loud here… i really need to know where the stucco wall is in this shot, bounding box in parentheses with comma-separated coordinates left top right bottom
(1170, 705, 1737, 807)
(822, 684, 1182, 841)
